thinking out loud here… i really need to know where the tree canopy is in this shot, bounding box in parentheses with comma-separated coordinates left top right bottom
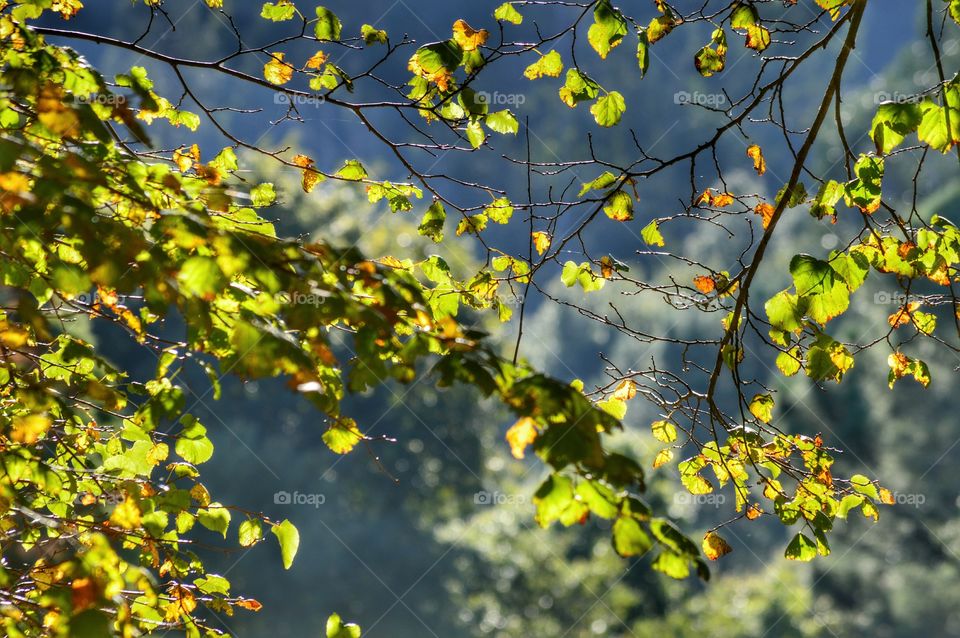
(0, 0, 959, 635)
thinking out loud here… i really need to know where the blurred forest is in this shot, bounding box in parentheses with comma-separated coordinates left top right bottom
(46, 2, 960, 636)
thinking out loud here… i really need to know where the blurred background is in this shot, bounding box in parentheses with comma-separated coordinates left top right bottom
(42, 2, 960, 636)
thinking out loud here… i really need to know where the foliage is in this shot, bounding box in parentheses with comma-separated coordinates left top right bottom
(1, 0, 959, 635)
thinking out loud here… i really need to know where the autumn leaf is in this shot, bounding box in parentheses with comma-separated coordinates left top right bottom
(887, 302, 920, 328)
(264, 52, 294, 85)
(293, 154, 324, 193)
(612, 379, 637, 401)
(532, 231, 551, 255)
(305, 51, 329, 70)
(693, 275, 716, 294)
(702, 531, 732, 560)
(452, 19, 488, 51)
(754, 202, 775, 229)
(746, 144, 766, 175)
(173, 144, 200, 173)
(506, 417, 538, 459)
(712, 192, 735, 207)
(235, 599, 263, 612)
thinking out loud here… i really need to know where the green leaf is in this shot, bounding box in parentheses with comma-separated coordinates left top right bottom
(871, 102, 922, 154)
(603, 190, 634, 221)
(323, 419, 363, 454)
(837, 494, 864, 519)
(484, 198, 514, 223)
(418, 201, 446, 242)
(641, 220, 664, 246)
(315, 6, 343, 40)
(335, 160, 367, 181)
(612, 516, 652, 556)
(597, 398, 627, 420)
(637, 29, 650, 78)
(533, 474, 575, 527)
(485, 110, 519, 135)
(559, 69, 600, 108)
(590, 91, 626, 127)
(197, 503, 231, 538)
(784, 532, 818, 561)
(261, 1, 295, 21)
(272, 519, 300, 569)
(588, 0, 628, 59)
(748, 394, 774, 424)
(195, 574, 231, 596)
(238, 519, 263, 547)
(177, 257, 225, 299)
(850, 474, 879, 500)
(789, 254, 850, 324)
(175, 416, 214, 464)
(579, 171, 617, 196)
(361, 24, 388, 45)
(523, 50, 563, 80)
(494, 2, 523, 24)
(466, 118, 485, 148)
(776, 347, 802, 377)
(765, 290, 808, 333)
(327, 613, 362, 638)
(251, 182, 276, 206)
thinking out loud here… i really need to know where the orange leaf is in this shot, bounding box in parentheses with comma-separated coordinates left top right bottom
(236, 599, 263, 612)
(754, 202, 775, 229)
(712, 192, 735, 207)
(746, 144, 766, 175)
(693, 275, 716, 294)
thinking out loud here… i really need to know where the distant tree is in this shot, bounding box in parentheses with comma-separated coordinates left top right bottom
(0, 0, 958, 635)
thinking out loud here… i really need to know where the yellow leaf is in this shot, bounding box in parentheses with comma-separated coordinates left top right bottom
(746, 504, 762, 520)
(37, 82, 80, 136)
(0, 322, 30, 348)
(452, 19, 489, 51)
(264, 52, 294, 85)
(879, 487, 895, 505)
(173, 144, 200, 173)
(293, 154, 323, 193)
(702, 531, 732, 560)
(746, 144, 766, 175)
(653, 447, 673, 468)
(532, 231, 551, 255)
(505, 417, 538, 459)
(109, 496, 142, 530)
(165, 585, 197, 622)
(11, 414, 51, 444)
(612, 379, 637, 401)
(651, 419, 677, 444)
